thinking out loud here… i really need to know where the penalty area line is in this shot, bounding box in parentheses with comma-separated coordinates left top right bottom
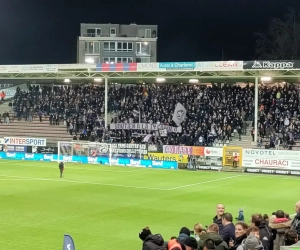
(167, 175, 242, 190)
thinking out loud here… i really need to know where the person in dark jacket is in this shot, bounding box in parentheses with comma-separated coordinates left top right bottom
(198, 223, 229, 250)
(229, 222, 248, 250)
(235, 209, 244, 222)
(220, 213, 235, 245)
(139, 227, 165, 250)
(177, 227, 191, 245)
(213, 204, 225, 231)
(59, 161, 64, 178)
(251, 214, 274, 250)
(292, 201, 300, 238)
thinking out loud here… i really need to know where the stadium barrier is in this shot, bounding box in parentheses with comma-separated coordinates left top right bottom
(0, 152, 178, 170)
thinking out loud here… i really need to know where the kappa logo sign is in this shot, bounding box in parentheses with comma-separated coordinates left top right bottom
(251, 61, 294, 69)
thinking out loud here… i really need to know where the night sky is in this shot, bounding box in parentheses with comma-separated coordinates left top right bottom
(0, 0, 299, 65)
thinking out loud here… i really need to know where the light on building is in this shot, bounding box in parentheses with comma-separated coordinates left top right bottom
(189, 79, 199, 83)
(64, 79, 70, 83)
(85, 58, 94, 64)
(261, 77, 271, 81)
(144, 42, 148, 45)
(156, 78, 165, 82)
(94, 78, 102, 82)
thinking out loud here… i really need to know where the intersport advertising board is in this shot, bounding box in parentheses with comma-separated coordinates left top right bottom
(242, 149, 300, 170)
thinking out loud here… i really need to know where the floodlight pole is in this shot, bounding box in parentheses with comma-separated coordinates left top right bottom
(104, 77, 108, 128)
(254, 76, 259, 143)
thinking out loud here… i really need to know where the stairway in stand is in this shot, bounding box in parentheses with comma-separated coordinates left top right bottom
(0, 116, 73, 144)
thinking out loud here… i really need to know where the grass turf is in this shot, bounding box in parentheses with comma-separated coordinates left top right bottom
(0, 160, 298, 250)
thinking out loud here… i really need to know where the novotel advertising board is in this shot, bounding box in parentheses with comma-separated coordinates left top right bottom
(4, 137, 46, 146)
(242, 148, 300, 170)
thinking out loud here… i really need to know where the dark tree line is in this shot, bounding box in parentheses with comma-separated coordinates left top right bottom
(255, 8, 300, 60)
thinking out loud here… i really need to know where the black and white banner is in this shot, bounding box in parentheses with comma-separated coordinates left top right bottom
(110, 123, 182, 133)
(172, 102, 187, 127)
(244, 168, 300, 176)
(243, 60, 300, 70)
(32, 146, 58, 154)
(88, 143, 148, 157)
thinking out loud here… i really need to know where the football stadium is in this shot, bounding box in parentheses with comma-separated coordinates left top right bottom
(1, 23, 300, 250)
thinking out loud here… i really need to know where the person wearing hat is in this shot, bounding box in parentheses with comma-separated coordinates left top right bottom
(184, 236, 198, 250)
(239, 234, 263, 250)
(139, 226, 165, 250)
(177, 227, 191, 245)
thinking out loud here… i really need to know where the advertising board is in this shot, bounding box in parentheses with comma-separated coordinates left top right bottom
(145, 153, 188, 163)
(4, 137, 46, 146)
(163, 145, 205, 156)
(242, 149, 300, 170)
(0, 152, 178, 170)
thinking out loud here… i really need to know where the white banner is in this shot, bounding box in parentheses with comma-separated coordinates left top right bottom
(110, 123, 182, 133)
(242, 148, 300, 170)
(58, 64, 96, 70)
(0, 65, 57, 73)
(137, 63, 161, 71)
(196, 61, 244, 71)
(172, 102, 186, 127)
(204, 147, 223, 157)
(3, 137, 46, 146)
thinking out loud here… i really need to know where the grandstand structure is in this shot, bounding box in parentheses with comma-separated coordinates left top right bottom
(0, 60, 299, 144)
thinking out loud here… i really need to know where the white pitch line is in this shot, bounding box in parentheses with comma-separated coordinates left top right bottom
(2, 163, 141, 173)
(0, 175, 168, 191)
(167, 175, 242, 190)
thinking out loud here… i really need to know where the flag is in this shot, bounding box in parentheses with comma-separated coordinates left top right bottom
(63, 234, 75, 250)
(132, 109, 140, 117)
(172, 102, 186, 127)
(143, 134, 152, 142)
(159, 129, 168, 137)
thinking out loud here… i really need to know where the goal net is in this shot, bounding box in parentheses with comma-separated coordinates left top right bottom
(57, 141, 147, 165)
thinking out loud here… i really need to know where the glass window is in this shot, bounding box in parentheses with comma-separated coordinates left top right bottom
(87, 29, 95, 37)
(104, 58, 109, 63)
(123, 43, 127, 50)
(110, 28, 116, 34)
(122, 58, 127, 63)
(145, 29, 151, 38)
(117, 42, 122, 51)
(110, 42, 116, 51)
(136, 57, 150, 63)
(117, 58, 122, 63)
(136, 42, 151, 56)
(94, 42, 100, 54)
(128, 42, 133, 51)
(104, 42, 109, 51)
(128, 57, 133, 63)
(96, 28, 101, 36)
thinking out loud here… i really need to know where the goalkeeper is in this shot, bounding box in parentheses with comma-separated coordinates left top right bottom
(59, 161, 65, 178)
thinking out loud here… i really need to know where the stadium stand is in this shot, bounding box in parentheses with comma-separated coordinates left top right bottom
(3, 82, 300, 149)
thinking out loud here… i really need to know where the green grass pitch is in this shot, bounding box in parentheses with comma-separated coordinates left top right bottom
(0, 160, 298, 250)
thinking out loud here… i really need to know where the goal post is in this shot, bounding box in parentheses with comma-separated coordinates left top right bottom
(57, 141, 113, 165)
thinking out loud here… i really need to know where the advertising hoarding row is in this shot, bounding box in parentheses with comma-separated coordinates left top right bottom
(0, 152, 178, 170)
(1, 60, 299, 74)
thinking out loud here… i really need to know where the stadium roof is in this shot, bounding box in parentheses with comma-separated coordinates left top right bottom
(0, 60, 300, 83)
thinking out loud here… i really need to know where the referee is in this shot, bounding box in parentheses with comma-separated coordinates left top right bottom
(59, 161, 64, 178)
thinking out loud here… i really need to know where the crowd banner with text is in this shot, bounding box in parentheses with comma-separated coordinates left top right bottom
(145, 153, 189, 163)
(243, 60, 300, 70)
(3, 137, 46, 146)
(110, 123, 182, 133)
(0, 152, 178, 169)
(196, 61, 243, 71)
(159, 62, 196, 70)
(222, 146, 243, 167)
(244, 168, 300, 176)
(242, 148, 300, 170)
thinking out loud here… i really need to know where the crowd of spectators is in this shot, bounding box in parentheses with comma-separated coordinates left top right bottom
(257, 84, 300, 149)
(138, 202, 300, 250)
(9, 82, 300, 147)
